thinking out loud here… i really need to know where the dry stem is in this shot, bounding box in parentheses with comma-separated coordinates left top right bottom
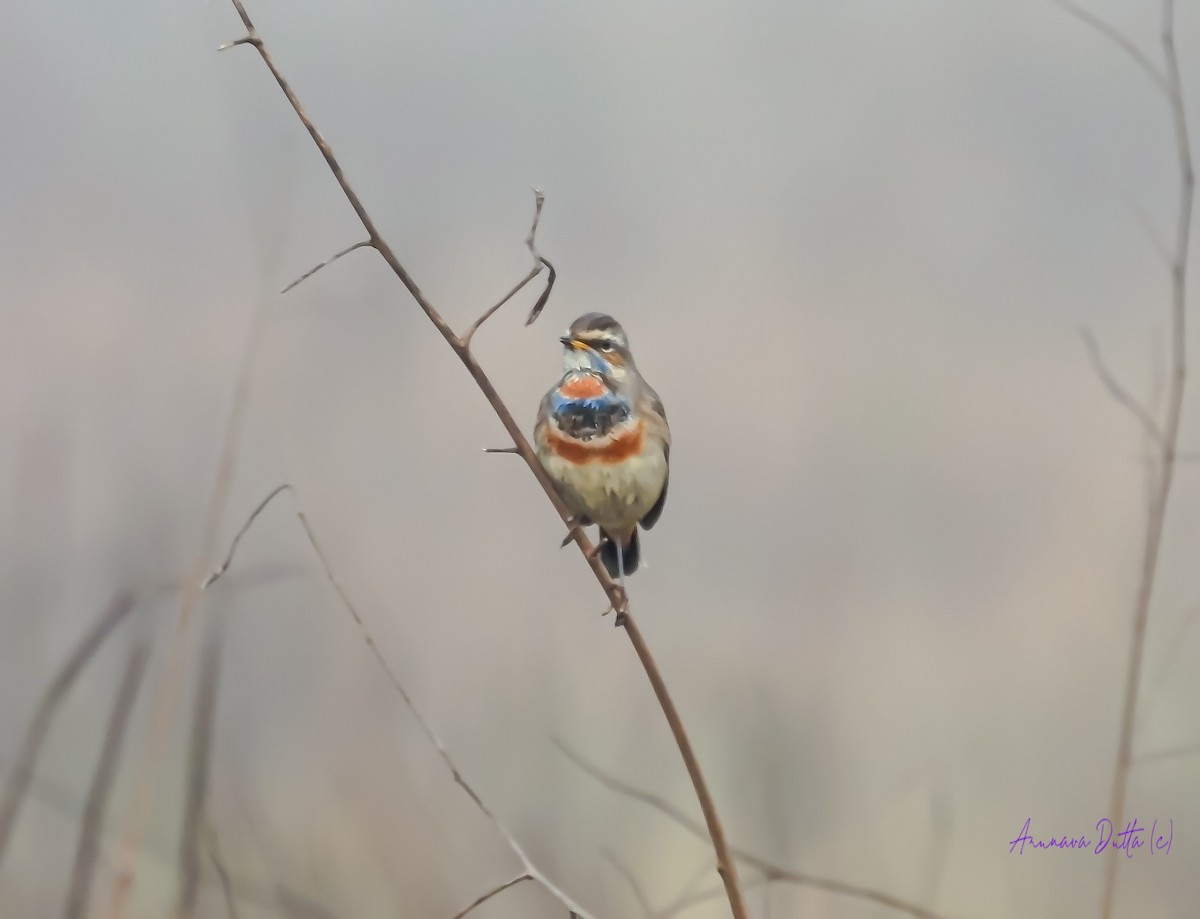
(0, 591, 136, 867)
(207, 484, 596, 918)
(63, 639, 151, 919)
(1052, 2, 1194, 917)
(554, 738, 959, 919)
(217, 2, 748, 915)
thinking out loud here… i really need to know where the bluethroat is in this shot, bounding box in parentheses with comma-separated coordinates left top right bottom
(534, 313, 670, 582)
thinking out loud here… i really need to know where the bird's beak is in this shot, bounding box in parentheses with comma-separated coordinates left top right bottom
(561, 336, 589, 351)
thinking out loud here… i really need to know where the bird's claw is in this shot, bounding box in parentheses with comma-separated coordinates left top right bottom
(560, 515, 592, 549)
(601, 589, 630, 626)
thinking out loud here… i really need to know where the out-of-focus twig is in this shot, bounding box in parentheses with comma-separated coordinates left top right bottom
(1133, 741, 1200, 766)
(107, 88, 284, 915)
(212, 485, 597, 919)
(554, 738, 958, 919)
(1049, 0, 1170, 94)
(603, 848, 654, 917)
(1051, 4, 1195, 918)
(0, 591, 136, 869)
(450, 873, 533, 919)
(217, 3, 748, 914)
(63, 638, 151, 919)
(1079, 328, 1163, 444)
(0, 751, 330, 919)
(205, 825, 243, 919)
(178, 628, 224, 918)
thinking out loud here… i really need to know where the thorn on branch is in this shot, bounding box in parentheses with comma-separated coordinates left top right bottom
(483, 446, 519, 454)
(281, 240, 374, 294)
(217, 36, 260, 52)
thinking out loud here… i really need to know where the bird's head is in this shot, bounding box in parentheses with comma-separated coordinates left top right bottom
(560, 313, 635, 384)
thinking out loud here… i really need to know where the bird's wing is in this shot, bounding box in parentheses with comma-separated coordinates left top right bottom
(639, 390, 669, 531)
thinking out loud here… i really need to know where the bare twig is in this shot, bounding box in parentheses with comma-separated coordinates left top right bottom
(204, 484, 294, 589)
(1079, 327, 1163, 444)
(1048, 0, 1170, 95)
(603, 848, 655, 917)
(218, 3, 748, 915)
(1133, 741, 1200, 765)
(450, 874, 533, 919)
(63, 639, 151, 919)
(108, 77, 283, 910)
(0, 753, 329, 919)
(214, 486, 597, 919)
(0, 591, 136, 868)
(1126, 197, 1173, 266)
(205, 826, 243, 919)
(281, 240, 371, 293)
(1055, 4, 1194, 919)
(178, 629, 223, 918)
(555, 739, 957, 919)
(651, 858, 729, 919)
(462, 189, 556, 345)
(1137, 602, 1200, 732)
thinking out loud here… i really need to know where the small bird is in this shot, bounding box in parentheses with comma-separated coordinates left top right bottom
(534, 313, 670, 582)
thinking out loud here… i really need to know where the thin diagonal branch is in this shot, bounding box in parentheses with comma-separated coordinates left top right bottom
(1070, 2, 1194, 918)
(1126, 197, 1173, 266)
(1133, 741, 1200, 765)
(603, 848, 655, 917)
(218, 4, 748, 916)
(462, 188, 556, 345)
(651, 857, 732, 919)
(204, 483, 294, 589)
(1048, 0, 1171, 95)
(281, 240, 371, 294)
(0, 591, 136, 869)
(107, 62, 287, 909)
(554, 739, 958, 919)
(211, 486, 596, 919)
(1079, 327, 1163, 444)
(63, 638, 151, 919)
(450, 874, 533, 919)
(1137, 602, 1200, 732)
(205, 826, 242, 919)
(178, 629, 223, 919)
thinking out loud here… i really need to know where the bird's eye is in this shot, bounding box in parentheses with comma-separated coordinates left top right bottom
(596, 342, 615, 353)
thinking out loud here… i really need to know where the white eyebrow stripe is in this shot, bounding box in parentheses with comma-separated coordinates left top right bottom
(577, 331, 626, 347)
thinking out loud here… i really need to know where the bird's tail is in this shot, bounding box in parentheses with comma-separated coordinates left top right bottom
(599, 529, 640, 578)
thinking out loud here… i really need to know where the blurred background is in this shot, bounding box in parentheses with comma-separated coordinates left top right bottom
(1, 0, 1196, 916)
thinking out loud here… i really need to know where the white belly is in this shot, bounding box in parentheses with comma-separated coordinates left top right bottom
(540, 445, 668, 533)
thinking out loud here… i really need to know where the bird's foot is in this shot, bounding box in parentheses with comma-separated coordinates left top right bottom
(560, 515, 593, 549)
(601, 589, 630, 627)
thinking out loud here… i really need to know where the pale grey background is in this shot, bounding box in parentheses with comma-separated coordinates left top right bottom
(0, 0, 1196, 917)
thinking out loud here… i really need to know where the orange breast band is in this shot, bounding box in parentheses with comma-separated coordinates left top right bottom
(548, 420, 645, 464)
